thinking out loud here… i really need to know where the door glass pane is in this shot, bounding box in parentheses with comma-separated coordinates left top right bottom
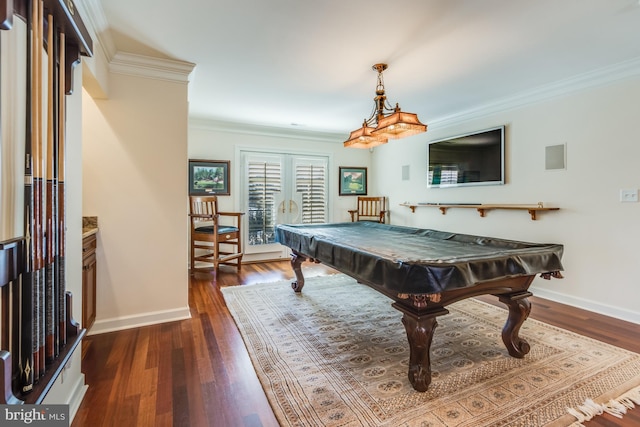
(295, 160, 327, 224)
(247, 160, 282, 246)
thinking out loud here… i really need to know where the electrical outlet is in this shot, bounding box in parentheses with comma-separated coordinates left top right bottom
(620, 189, 638, 203)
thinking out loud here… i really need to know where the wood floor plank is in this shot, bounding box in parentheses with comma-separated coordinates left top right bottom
(144, 324, 160, 371)
(113, 394, 140, 427)
(71, 261, 639, 427)
(125, 328, 150, 397)
(180, 322, 210, 427)
(136, 390, 158, 427)
(155, 327, 174, 418)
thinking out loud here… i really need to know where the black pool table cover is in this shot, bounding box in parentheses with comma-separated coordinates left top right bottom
(275, 222, 564, 295)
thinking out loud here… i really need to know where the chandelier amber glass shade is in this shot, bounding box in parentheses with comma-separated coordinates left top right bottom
(371, 110, 427, 140)
(343, 123, 388, 149)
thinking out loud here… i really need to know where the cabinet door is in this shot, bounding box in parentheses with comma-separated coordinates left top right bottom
(82, 236, 97, 330)
(82, 253, 96, 330)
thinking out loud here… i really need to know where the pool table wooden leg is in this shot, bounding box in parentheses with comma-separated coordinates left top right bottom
(498, 292, 533, 358)
(290, 251, 306, 292)
(394, 303, 449, 392)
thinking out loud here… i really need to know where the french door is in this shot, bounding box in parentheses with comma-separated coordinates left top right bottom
(240, 150, 329, 254)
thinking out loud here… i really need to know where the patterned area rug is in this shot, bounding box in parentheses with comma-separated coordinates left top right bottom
(221, 274, 640, 426)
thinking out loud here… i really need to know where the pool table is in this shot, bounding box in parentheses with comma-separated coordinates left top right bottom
(275, 222, 564, 392)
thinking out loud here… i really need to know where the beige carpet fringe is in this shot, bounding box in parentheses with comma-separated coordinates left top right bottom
(567, 385, 640, 426)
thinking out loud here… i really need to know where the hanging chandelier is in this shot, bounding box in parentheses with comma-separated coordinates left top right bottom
(343, 63, 427, 149)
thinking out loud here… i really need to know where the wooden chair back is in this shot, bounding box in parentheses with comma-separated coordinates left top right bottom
(348, 196, 388, 223)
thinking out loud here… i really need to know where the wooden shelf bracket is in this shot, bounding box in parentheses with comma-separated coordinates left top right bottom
(400, 203, 559, 221)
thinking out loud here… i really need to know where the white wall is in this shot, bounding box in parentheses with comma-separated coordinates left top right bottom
(372, 76, 640, 324)
(82, 64, 191, 334)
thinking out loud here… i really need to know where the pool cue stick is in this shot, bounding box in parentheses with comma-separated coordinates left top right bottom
(38, 0, 46, 378)
(45, 11, 56, 362)
(32, 0, 45, 380)
(20, 0, 37, 392)
(31, 0, 39, 380)
(57, 31, 66, 348)
(32, 0, 42, 385)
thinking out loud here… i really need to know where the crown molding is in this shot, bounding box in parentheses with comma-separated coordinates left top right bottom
(189, 117, 345, 143)
(429, 56, 640, 129)
(72, 1, 640, 134)
(74, 0, 116, 61)
(75, 1, 195, 84)
(109, 52, 196, 84)
(192, 57, 640, 140)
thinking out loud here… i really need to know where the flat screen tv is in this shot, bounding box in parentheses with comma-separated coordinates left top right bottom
(427, 126, 505, 188)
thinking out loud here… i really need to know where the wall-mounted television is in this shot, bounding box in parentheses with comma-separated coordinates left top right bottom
(427, 126, 505, 188)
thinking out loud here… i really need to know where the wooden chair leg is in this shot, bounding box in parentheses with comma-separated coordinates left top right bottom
(190, 237, 195, 270)
(213, 242, 220, 273)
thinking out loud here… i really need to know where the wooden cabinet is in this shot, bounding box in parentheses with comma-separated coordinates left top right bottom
(82, 233, 97, 331)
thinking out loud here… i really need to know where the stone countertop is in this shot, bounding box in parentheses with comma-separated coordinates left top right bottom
(82, 227, 98, 239)
(83, 216, 98, 239)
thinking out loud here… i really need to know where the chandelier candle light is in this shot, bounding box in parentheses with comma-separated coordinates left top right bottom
(343, 63, 427, 148)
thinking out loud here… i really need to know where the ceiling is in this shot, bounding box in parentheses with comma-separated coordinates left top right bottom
(96, 0, 640, 136)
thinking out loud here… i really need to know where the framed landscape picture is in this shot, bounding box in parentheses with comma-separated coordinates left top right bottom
(339, 166, 367, 196)
(189, 159, 230, 195)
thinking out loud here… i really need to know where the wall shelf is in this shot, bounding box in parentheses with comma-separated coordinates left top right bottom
(400, 203, 559, 220)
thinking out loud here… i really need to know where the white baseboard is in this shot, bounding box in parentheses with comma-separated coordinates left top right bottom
(41, 350, 87, 421)
(68, 375, 89, 423)
(88, 306, 192, 335)
(531, 285, 640, 325)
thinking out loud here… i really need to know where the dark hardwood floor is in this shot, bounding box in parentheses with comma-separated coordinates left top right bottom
(72, 261, 640, 427)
